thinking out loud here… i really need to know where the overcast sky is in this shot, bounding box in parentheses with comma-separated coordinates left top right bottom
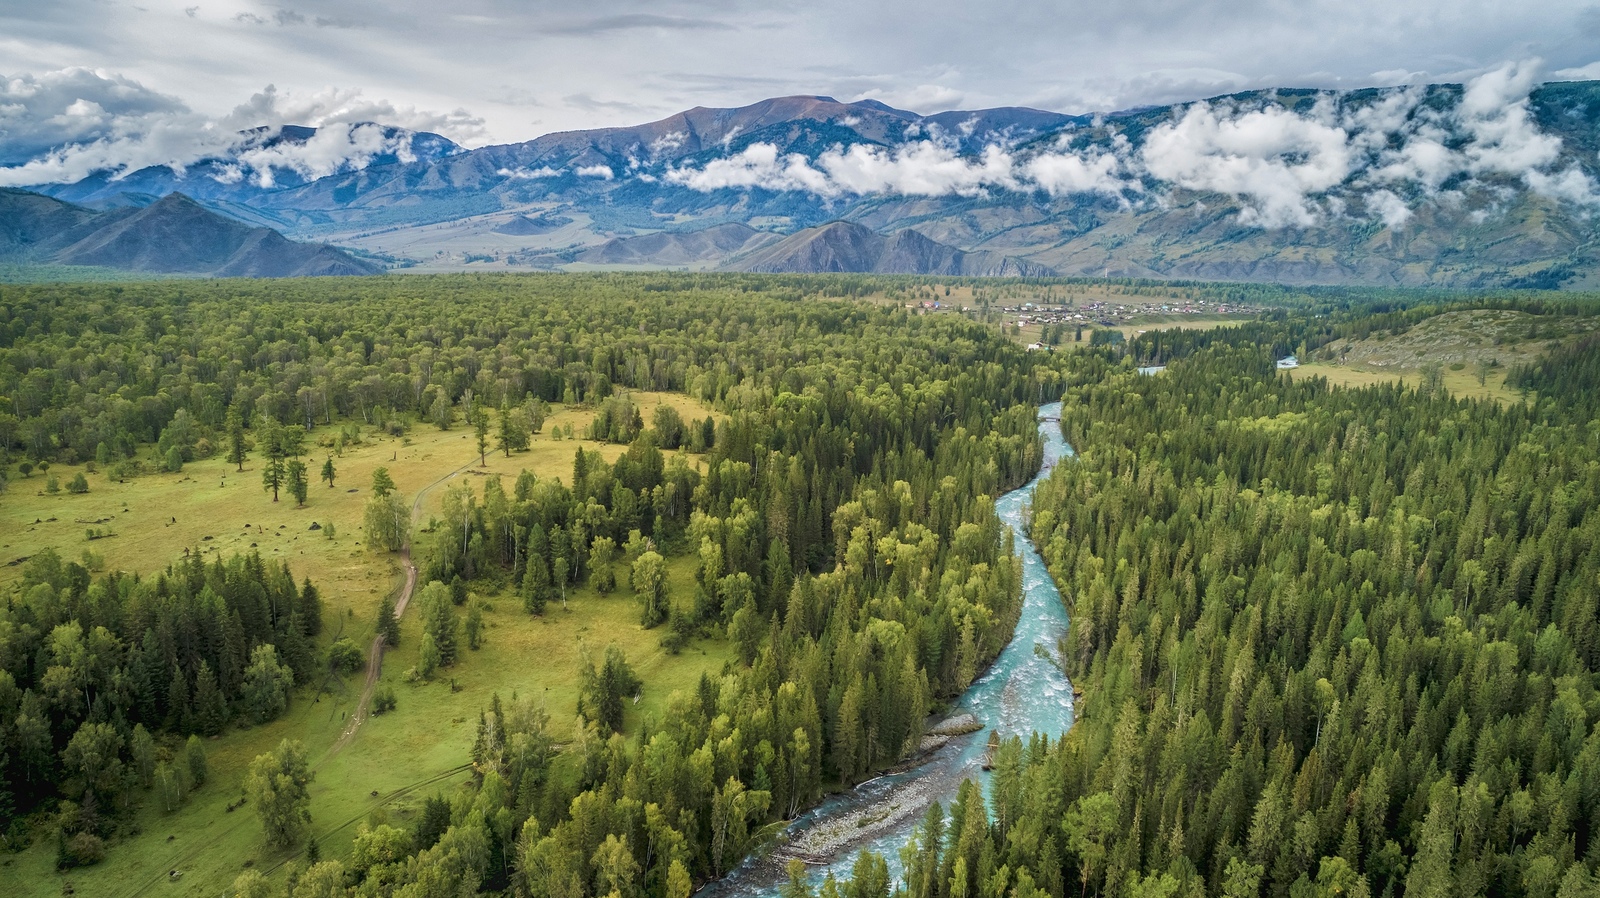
(3, 0, 1600, 153)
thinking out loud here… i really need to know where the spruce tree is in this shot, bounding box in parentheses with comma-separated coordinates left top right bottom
(286, 459, 308, 506)
(192, 661, 226, 736)
(226, 405, 247, 472)
(166, 665, 191, 733)
(377, 595, 400, 647)
(260, 420, 286, 502)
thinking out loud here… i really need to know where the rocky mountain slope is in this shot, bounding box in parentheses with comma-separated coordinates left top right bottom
(38, 125, 462, 211)
(0, 190, 381, 277)
(723, 221, 1052, 275)
(17, 76, 1600, 285)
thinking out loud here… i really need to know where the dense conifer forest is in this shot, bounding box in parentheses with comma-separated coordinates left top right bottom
(2, 275, 1597, 898)
(824, 305, 1600, 898)
(0, 274, 1059, 893)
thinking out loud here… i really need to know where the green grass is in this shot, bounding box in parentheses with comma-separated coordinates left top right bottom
(1288, 308, 1598, 405)
(1290, 361, 1523, 405)
(0, 263, 194, 283)
(0, 392, 731, 898)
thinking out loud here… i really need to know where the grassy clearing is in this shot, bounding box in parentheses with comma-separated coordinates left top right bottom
(1285, 308, 1598, 406)
(1288, 362, 1523, 405)
(1315, 308, 1598, 372)
(1, 391, 731, 898)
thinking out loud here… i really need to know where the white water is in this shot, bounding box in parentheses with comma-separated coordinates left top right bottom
(707, 403, 1076, 895)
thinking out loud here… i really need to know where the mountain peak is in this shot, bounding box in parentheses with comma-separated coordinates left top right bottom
(725, 220, 1052, 276)
(0, 187, 379, 277)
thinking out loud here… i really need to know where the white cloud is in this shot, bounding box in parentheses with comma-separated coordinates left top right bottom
(667, 139, 1025, 197)
(1365, 189, 1413, 228)
(1023, 145, 1137, 198)
(1551, 60, 1600, 80)
(649, 131, 687, 156)
(575, 163, 614, 178)
(816, 141, 1018, 196)
(498, 166, 562, 179)
(1360, 61, 1599, 205)
(1140, 99, 1354, 227)
(663, 61, 1598, 224)
(233, 122, 406, 187)
(0, 69, 482, 188)
(665, 142, 834, 193)
(222, 84, 484, 141)
(0, 68, 189, 161)
(1524, 166, 1600, 206)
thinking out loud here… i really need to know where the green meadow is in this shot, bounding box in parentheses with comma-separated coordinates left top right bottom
(2, 391, 732, 898)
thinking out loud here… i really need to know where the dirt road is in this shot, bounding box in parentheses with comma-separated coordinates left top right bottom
(329, 460, 475, 756)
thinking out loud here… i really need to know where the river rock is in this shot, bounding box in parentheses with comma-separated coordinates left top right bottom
(928, 713, 981, 736)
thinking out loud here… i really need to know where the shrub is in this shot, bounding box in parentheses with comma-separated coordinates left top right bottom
(58, 831, 106, 869)
(326, 638, 364, 674)
(373, 685, 398, 714)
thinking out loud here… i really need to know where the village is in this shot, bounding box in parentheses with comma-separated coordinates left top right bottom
(998, 297, 1266, 330)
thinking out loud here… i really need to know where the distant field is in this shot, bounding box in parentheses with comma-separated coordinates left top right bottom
(1289, 363, 1523, 405)
(1313, 308, 1597, 371)
(0, 263, 187, 283)
(1286, 307, 1595, 405)
(2, 391, 731, 898)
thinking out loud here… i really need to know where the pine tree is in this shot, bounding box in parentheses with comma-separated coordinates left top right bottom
(226, 405, 248, 472)
(185, 735, 208, 787)
(286, 459, 308, 506)
(298, 578, 322, 637)
(166, 665, 191, 733)
(377, 595, 400, 647)
(260, 420, 286, 502)
(419, 582, 458, 667)
(192, 660, 226, 736)
(522, 555, 549, 614)
(320, 457, 336, 488)
(473, 409, 490, 467)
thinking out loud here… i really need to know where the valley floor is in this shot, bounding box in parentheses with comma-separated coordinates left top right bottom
(1, 392, 732, 898)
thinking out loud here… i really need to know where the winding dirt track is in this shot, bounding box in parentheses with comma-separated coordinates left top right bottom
(118, 459, 479, 898)
(330, 459, 476, 757)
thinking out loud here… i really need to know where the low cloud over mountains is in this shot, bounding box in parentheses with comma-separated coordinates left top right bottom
(0, 70, 479, 188)
(3, 63, 1600, 286)
(661, 62, 1600, 229)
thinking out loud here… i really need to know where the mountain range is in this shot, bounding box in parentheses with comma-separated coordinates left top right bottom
(10, 79, 1600, 285)
(0, 190, 381, 277)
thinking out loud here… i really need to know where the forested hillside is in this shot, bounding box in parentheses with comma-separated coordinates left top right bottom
(7, 275, 1598, 898)
(863, 313, 1600, 898)
(0, 273, 1065, 894)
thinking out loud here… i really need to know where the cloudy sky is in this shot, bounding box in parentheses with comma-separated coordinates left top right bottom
(2, 0, 1599, 162)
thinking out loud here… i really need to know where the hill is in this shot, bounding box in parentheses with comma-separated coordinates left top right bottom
(724, 221, 1053, 275)
(0, 190, 381, 277)
(576, 222, 781, 266)
(0, 189, 99, 258)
